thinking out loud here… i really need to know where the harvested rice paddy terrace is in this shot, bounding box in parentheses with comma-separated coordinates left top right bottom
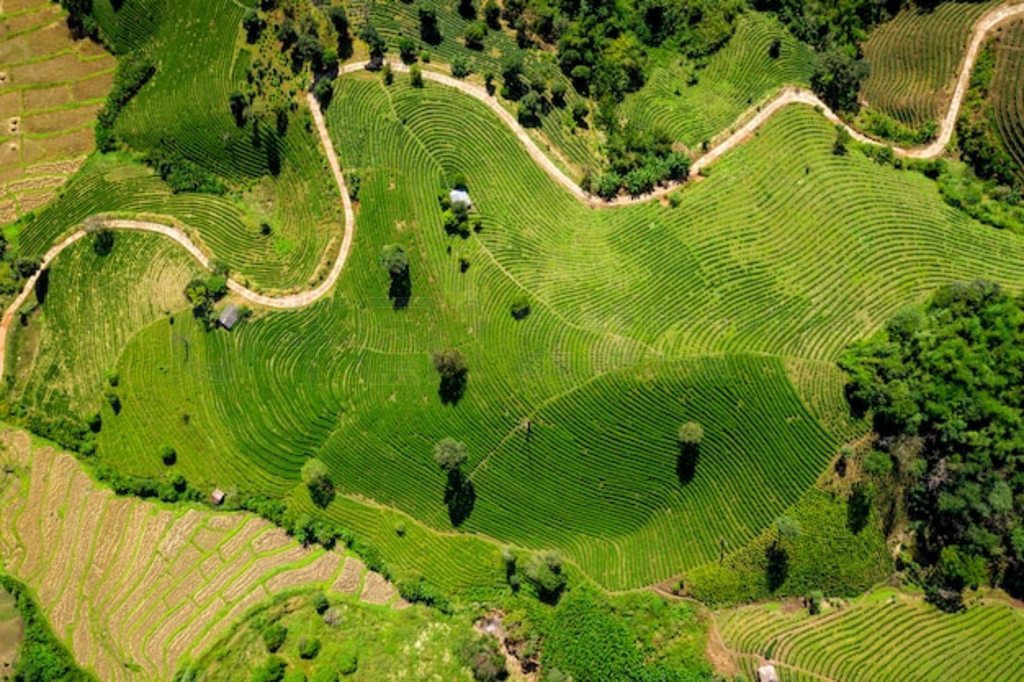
(0, 429, 406, 681)
(0, 0, 115, 223)
(717, 588, 1024, 681)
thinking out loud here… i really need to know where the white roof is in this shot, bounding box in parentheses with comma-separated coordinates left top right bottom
(757, 664, 779, 682)
(450, 189, 472, 206)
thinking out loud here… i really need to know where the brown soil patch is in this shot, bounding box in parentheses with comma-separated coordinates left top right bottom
(359, 570, 397, 605)
(332, 557, 364, 594)
(22, 102, 100, 134)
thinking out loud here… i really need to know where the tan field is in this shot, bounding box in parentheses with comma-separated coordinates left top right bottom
(0, 429, 406, 681)
(0, 0, 114, 222)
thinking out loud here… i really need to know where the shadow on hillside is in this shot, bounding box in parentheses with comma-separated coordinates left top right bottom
(444, 470, 475, 526)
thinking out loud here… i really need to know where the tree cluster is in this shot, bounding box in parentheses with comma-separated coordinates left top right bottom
(183, 269, 229, 327)
(0, 573, 94, 681)
(840, 281, 1024, 605)
(94, 55, 156, 152)
(584, 124, 691, 198)
(301, 457, 336, 508)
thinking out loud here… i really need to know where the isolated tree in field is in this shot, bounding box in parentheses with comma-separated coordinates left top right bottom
(862, 450, 893, 477)
(435, 438, 475, 525)
(301, 457, 335, 508)
(410, 64, 424, 88)
(677, 420, 703, 483)
(419, 6, 442, 44)
(464, 21, 486, 49)
(398, 35, 417, 62)
(228, 91, 248, 126)
(431, 348, 468, 403)
(160, 446, 176, 466)
(359, 22, 386, 58)
(776, 515, 802, 541)
(92, 229, 115, 256)
(434, 438, 467, 474)
(380, 244, 411, 308)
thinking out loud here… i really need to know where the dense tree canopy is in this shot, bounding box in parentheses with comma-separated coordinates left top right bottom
(840, 281, 1024, 599)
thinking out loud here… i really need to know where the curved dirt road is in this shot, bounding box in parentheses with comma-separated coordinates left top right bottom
(1, 1, 1021, 373)
(0, 95, 353, 372)
(366, 1, 1024, 205)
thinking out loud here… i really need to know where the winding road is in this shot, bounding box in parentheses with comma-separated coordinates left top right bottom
(1, 1, 1022, 372)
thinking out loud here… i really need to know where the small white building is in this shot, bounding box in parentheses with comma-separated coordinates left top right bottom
(757, 664, 779, 682)
(449, 188, 472, 208)
(211, 489, 226, 505)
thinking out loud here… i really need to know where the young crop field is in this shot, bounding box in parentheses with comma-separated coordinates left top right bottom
(621, 12, 815, 151)
(0, 0, 115, 223)
(0, 428, 406, 680)
(992, 18, 1024, 181)
(861, 1, 1000, 129)
(717, 587, 1024, 680)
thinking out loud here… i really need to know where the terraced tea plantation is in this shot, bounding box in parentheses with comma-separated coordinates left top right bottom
(0, 429, 405, 681)
(992, 18, 1024, 180)
(861, 1, 998, 128)
(0, 0, 115, 223)
(717, 588, 1024, 680)
(4, 0, 1024, 677)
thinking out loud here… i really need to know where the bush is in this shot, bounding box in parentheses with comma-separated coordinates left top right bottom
(301, 458, 335, 508)
(337, 650, 358, 675)
(160, 446, 176, 466)
(510, 297, 531, 320)
(253, 656, 287, 682)
(92, 229, 115, 256)
(409, 64, 424, 88)
(451, 56, 471, 78)
(312, 592, 330, 615)
(398, 35, 417, 62)
(460, 635, 507, 681)
(298, 637, 322, 660)
(263, 623, 288, 653)
(464, 21, 487, 49)
(524, 551, 567, 603)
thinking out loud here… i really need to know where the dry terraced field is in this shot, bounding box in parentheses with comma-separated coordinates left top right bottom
(0, 0, 114, 223)
(0, 428, 405, 681)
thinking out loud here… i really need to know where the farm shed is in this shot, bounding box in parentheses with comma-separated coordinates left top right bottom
(217, 305, 240, 330)
(450, 188, 472, 208)
(211, 489, 225, 505)
(757, 664, 779, 682)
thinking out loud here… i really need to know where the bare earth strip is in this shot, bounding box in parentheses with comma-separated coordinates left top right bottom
(1, 2, 1021, 374)
(0, 429, 402, 681)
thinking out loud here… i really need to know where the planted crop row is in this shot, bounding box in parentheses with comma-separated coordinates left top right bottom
(719, 588, 1024, 681)
(622, 12, 815, 150)
(861, 1, 999, 127)
(992, 18, 1024, 182)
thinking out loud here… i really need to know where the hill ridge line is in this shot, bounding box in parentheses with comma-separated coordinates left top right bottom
(1, 1, 1021, 373)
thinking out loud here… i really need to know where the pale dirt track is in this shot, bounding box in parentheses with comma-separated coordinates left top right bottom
(1, 1, 1021, 373)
